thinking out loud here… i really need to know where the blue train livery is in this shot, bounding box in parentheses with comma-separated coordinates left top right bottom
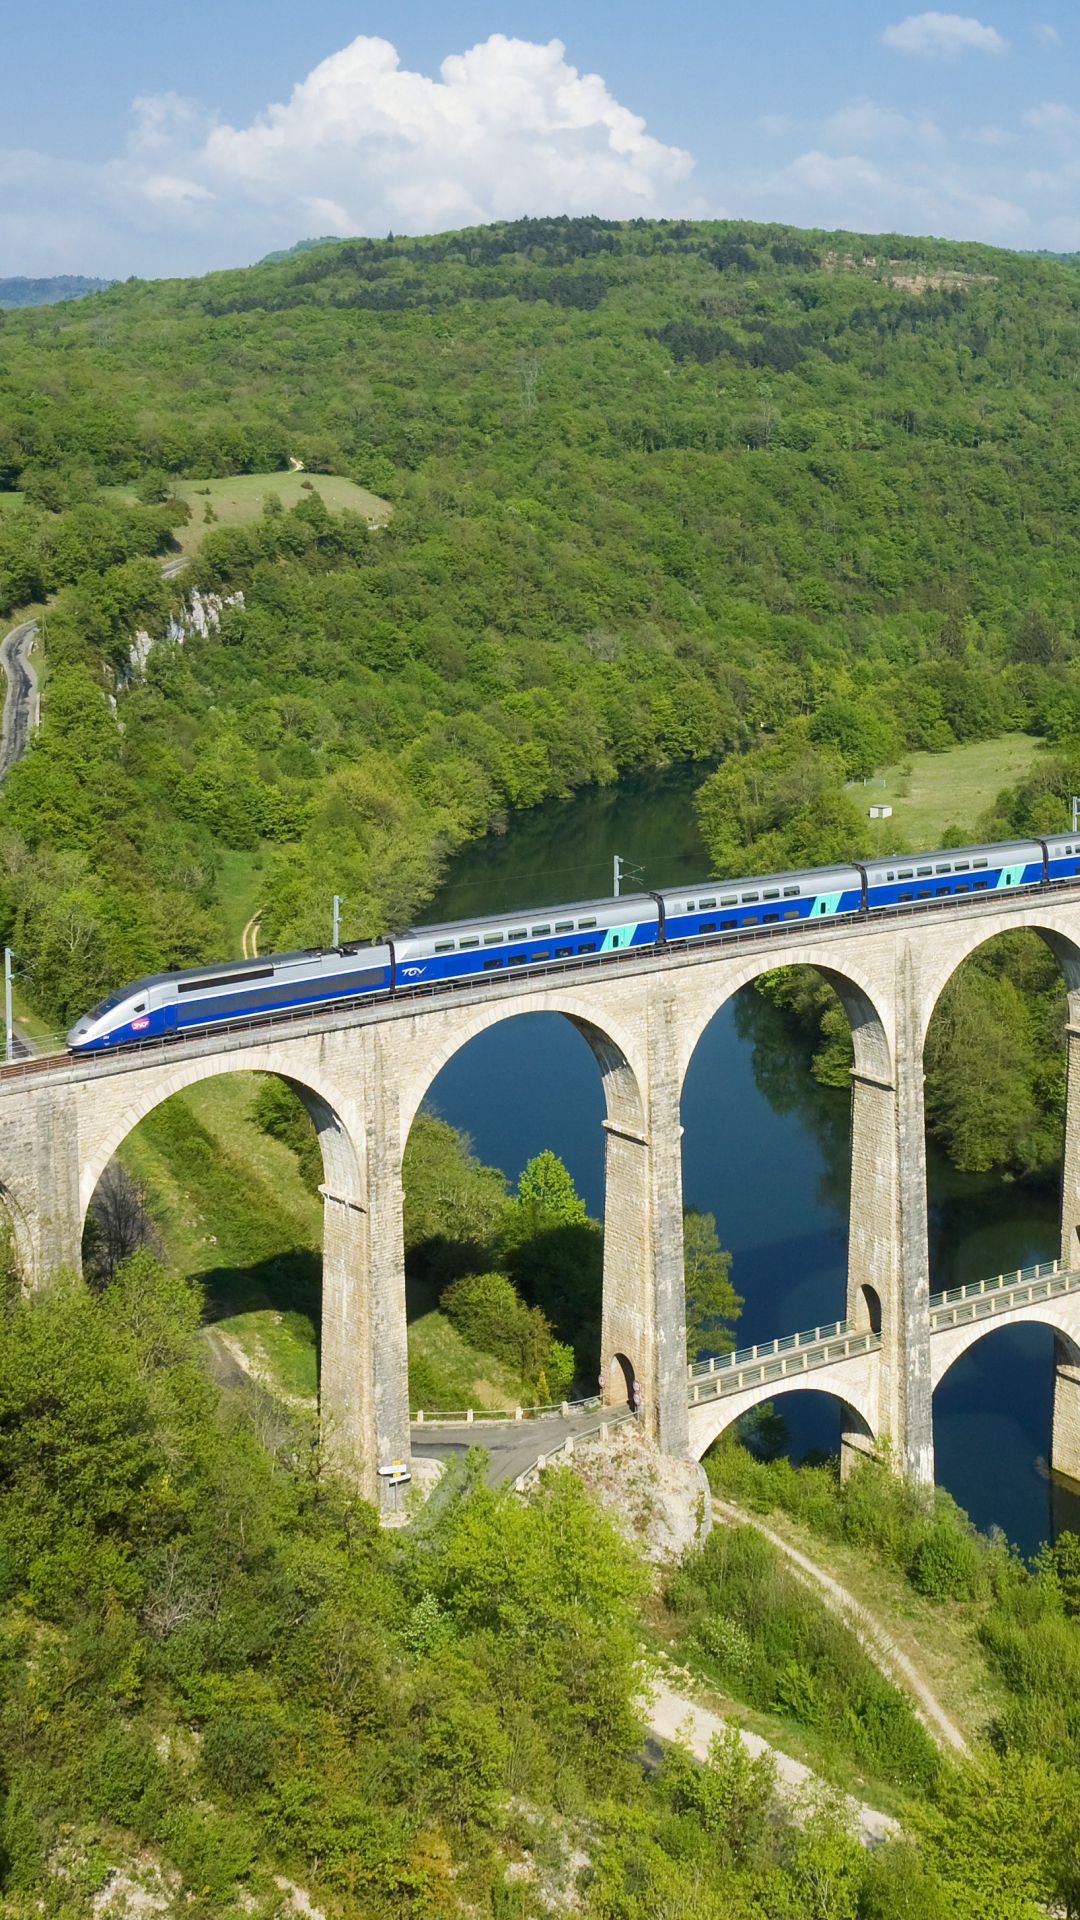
(66, 835, 1079, 1054)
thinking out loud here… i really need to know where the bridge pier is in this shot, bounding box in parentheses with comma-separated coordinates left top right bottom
(841, 944, 933, 1483)
(596, 985, 689, 1456)
(310, 1036, 412, 1508)
(1052, 1336, 1080, 1486)
(1060, 1027, 1080, 1272)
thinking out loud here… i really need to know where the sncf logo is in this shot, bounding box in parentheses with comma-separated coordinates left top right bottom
(132, 1018, 150, 1030)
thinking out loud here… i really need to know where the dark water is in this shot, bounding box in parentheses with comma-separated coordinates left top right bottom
(421, 765, 1076, 1558)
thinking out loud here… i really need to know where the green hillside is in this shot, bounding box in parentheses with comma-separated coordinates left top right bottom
(4, 218, 1080, 1026)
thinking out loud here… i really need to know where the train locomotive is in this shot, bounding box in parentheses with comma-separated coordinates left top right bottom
(66, 831, 1080, 1054)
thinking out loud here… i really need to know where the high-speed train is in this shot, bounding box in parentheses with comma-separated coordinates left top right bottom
(66, 831, 1080, 1053)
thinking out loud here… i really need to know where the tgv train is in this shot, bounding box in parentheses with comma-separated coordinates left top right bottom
(66, 831, 1080, 1053)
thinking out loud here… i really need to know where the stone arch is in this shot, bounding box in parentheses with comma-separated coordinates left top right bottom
(70, 1038, 400, 1497)
(671, 944, 894, 1094)
(930, 1300, 1080, 1393)
(916, 913, 1080, 1271)
(77, 1048, 363, 1230)
(391, 988, 654, 1424)
(394, 988, 647, 1146)
(915, 912, 1080, 1052)
(688, 1375, 879, 1463)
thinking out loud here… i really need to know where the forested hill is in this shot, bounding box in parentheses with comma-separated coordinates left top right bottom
(4, 216, 1080, 1027)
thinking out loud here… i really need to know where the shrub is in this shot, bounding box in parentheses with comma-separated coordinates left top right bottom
(909, 1521, 982, 1601)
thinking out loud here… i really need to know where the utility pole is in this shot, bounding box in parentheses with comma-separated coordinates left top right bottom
(4, 949, 12, 1064)
(1072, 797, 1079, 836)
(613, 855, 644, 898)
(613, 855, 621, 898)
(332, 895, 341, 946)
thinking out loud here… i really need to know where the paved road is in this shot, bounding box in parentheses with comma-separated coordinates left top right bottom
(0, 619, 38, 782)
(412, 1407, 630, 1485)
(160, 555, 190, 579)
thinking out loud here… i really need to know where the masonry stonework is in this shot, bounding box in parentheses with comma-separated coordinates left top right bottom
(5, 884, 1080, 1500)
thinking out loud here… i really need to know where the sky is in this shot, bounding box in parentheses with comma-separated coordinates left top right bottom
(0, 0, 1076, 277)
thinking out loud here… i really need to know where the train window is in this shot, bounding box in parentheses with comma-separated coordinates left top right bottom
(917, 889, 930, 898)
(973, 879, 989, 890)
(483, 933, 504, 945)
(578, 918, 597, 929)
(955, 883, 969, 893)
(699, 921, 716, 933)
(783, 887, 800, 897)
(434, 942, 454, 953)
(936, 865, 951, 874)
(721, 896, 737, 906)
(886, 872, 895, 882)
(460, 937, 479, 949)
(578, 941, 597, 953)
(783, 910, 799, 920)
(683, 903, 695, 912)
(508, 928, 527, 940)
(721, 919, 736, 930)
(764, 912, 779, 922)
(763, 889, 780, 901)
(482, 958, 504, 970)
(555, 945, 573, 957)
(532, 924, 551, 935)
(699, 897, 716, 909)
(954, 861, 969, 872)
(742, 914, 759, 926)
(917, 866, 932, 876)
(742, 892, 760, 903)
(973, 859, 988, 869)
(898, 891, 913, 901)
(555, 921, 574, 933)
(935, 886, 949, 896)
(532, 949, 549, 960)
(132, 1002, 146, 1014)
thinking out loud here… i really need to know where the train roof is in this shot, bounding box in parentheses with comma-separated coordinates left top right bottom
(401, 891, 657, 940)
(861, 838, 1042, 876)
(656, 861, 860, 901)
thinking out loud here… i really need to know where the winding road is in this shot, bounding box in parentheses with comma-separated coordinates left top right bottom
(0, 619, 38, 782)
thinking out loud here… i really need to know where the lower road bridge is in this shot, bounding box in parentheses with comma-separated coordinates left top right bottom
(414, 1262, 1080, 1490)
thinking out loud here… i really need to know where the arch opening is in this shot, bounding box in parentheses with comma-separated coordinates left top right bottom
(81, 1065, 351, 1411)
(931, 1319, 1080, 1556)
(610, 1352, 635, 1407)
(921, 925, 1080, 1547)
(681, 963, 885, 1461)
(856, 1284, 882, 1335)
(693, 1385, 876, 1470)
(399, 1007, 637, 1418)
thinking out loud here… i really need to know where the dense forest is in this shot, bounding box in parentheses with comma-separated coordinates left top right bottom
(5, 216, 1080, 1031)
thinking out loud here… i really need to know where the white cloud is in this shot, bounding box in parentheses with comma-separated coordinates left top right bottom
(1023, 101, 1080, 152)
(0, 33, 695, 276)
(882, 12, 1007, 57)
(823, 101, 943, 147)
(1034, 24, 1062, 45)
(738, 143, 1028, 243)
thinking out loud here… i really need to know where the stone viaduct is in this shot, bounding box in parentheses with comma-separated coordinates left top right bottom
(5, 883, 1080, 1506)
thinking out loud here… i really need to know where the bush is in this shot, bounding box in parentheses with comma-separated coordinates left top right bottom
(910, 1521, 982, 1601)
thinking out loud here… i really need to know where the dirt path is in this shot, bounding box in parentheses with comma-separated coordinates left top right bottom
(648, 1677, 899, 1846)
(711, 1497, 970, 1757)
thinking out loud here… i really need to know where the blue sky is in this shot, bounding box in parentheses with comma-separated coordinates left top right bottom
(0, 0, 1075, 275)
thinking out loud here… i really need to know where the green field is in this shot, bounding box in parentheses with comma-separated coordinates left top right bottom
(101, 468, 391, 556)
(858, 733, 1045, 851)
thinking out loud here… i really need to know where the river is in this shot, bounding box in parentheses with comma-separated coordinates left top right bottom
(421, 765, 1080, 1557)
